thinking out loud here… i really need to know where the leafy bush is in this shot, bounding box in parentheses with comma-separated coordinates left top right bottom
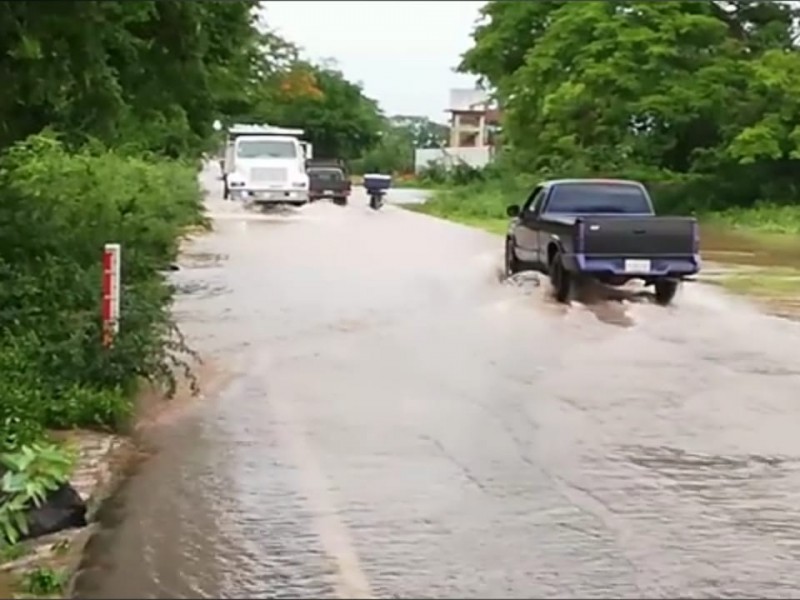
(706, 203, 800, 234)
(0, 335, 48, 451)
(0, 134, 204, 446)
(0, 442, 74, 546)
(20, 566, 67, 597)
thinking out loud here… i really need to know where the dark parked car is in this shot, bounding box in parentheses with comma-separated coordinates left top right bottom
(504, 178, 700, 305)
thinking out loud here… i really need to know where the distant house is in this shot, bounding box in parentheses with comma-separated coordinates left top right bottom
(446, 88, 500, 149)
(414, 88, 501, 173)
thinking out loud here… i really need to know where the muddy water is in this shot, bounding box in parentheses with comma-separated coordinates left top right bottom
(701, 225, 800, 268)
(75, 170, 800, 599)
(699, 226, 800, 320)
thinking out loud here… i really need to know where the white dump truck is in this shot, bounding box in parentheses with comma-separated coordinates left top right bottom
(222, 124, 313, 206)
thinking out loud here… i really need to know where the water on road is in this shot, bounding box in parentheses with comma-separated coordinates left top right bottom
(74, 168, 800, 599)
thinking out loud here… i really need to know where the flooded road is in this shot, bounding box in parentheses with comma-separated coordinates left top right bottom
(75, 167, 800, 599)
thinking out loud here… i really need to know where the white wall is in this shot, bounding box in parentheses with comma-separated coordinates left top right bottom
(414, 146, 493, 173)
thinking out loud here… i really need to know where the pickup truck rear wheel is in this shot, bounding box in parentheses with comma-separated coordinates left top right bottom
(504, 238, 522, 276)
(654, 279, 679, 306)
(549, 250, 572, 303)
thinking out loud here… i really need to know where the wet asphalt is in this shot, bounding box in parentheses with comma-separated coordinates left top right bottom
(74, 165, 800, 599)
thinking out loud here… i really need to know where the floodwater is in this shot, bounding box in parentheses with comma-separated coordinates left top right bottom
(74, 167, 800, 599)
(701, 226, 800, 269)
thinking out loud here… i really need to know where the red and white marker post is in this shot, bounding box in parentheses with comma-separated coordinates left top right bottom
(101, 243, 121, 347)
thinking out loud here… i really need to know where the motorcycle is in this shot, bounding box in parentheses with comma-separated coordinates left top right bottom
(363, 173, 392, 211)
(368, 189, 385, 210)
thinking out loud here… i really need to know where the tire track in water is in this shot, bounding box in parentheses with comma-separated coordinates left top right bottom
(253, 350, 375, 599)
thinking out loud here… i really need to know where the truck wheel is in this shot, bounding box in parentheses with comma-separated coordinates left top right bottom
(504, 238, 522, 277)
(549, 250, 572, 303)
(654, 279, 679, 306)
(333, 197, 348, 206)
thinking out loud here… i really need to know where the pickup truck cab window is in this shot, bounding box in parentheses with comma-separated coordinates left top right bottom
(523, 187, 545, 216)
(545, 182, 653, 215)
(308, 167, 344, 182)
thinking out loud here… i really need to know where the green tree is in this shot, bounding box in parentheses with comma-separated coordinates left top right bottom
(354, 116, 449, 174)
(255, 62, 383, 160)
(0, 0, 272, 156)
(458, 0, 800, 211)
(358, 124, 414, 174)
(459, 1, 567, 94)
(389, 115, 449, 150)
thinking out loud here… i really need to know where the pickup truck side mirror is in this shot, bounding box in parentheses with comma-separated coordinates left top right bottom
(506, 204, 520, 217)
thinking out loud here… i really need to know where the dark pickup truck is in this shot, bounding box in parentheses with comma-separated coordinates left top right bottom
(504, 179, 700, 305)
(306, 159, 351, 206)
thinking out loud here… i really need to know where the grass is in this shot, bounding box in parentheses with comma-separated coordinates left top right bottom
(405, 179, 516, 234)
(705, 204, 800, 235)
(392, 178, 443, 190)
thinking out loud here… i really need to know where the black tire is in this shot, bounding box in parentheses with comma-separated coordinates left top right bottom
(504, 238, 522, 277)
(549, 250, 572, 303)
(654, 279, 679, 306)
(223, 176, 230, 200)
(333, 197, 348, 206)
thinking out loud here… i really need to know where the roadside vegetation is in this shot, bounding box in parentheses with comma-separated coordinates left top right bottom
(0, 0, 388, 556)
(412, 1, 800, 238)
(352, 115, 449, 176)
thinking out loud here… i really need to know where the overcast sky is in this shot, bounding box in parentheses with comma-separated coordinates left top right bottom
(261, 1, 484, 124)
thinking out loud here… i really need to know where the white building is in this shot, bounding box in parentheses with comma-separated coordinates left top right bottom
(414, 88, 500, 173)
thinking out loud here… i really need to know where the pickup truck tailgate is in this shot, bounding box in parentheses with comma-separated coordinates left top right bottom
(580, 216, 697, 256)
